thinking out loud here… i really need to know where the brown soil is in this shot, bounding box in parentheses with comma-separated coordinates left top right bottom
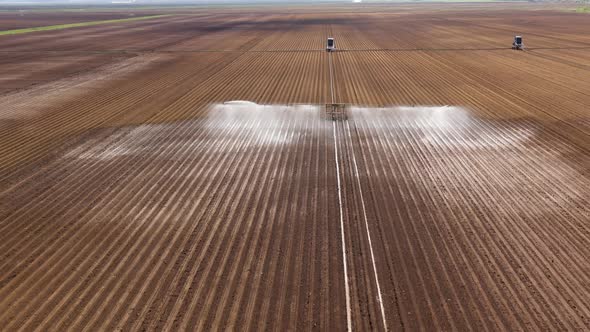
(0, 3, 589, 331)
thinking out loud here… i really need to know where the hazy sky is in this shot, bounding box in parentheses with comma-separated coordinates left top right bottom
(0, 0, 362, 4)
(0, 0, 346, 3)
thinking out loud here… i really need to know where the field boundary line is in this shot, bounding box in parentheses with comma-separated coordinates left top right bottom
(3, 47, 590, 55)
(333, 122, 352, 332)
(346, 120, 388, 331)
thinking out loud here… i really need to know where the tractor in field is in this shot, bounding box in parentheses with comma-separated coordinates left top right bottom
(326, 37, 336, 52)
(512, 35, 524, 50)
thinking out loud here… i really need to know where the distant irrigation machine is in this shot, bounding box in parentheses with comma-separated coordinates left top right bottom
(512, 35, 524, 50)
(326, 37, 336, 52)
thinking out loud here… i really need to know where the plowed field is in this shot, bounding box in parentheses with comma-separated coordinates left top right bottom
(0, 4, 589, 331)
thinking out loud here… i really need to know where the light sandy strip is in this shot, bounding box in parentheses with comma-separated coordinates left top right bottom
(346, 120, 388, 331)
(333, 121, 352, 332)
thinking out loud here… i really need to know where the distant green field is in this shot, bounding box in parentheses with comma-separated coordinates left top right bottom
(0, 14, 168, 36)
(575, 6, 590, 13)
